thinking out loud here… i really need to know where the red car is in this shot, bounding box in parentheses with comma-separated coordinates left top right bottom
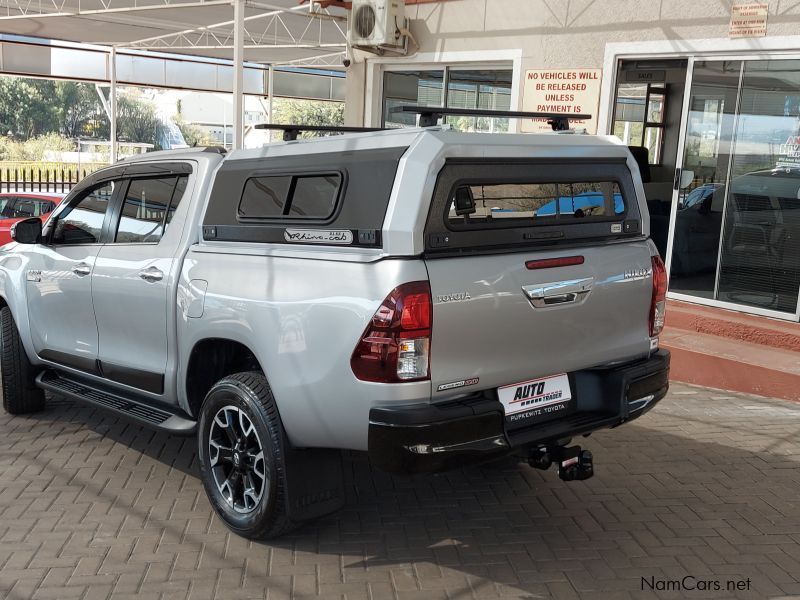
(0, 193, 64, 245)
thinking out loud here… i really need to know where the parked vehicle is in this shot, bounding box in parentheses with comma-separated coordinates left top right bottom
(0, 193, 63, 245)
(0, 118, 670, 539)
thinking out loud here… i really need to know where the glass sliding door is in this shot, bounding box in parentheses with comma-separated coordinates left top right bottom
(669, 60, 742, 300)
(716, 60, 800, 313)
(669, 58, 800, 317)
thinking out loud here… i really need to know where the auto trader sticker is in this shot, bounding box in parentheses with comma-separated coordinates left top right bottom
(284, 229, 353, 244)
(498, 373, 572, 418)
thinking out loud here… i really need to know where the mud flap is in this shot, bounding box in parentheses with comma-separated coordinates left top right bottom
(284, 447, 345, 522)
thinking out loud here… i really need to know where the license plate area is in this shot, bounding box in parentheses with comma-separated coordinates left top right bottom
(499, 373, 575, 429)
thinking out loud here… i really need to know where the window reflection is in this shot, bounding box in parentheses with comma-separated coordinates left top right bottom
(670, 59, 800, 314)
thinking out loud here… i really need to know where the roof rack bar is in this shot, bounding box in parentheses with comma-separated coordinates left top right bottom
(393, 105, 592, 131)
(254, 123, 387, 141)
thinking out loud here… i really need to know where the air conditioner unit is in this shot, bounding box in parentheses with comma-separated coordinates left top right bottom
(349, 0, 406, 51)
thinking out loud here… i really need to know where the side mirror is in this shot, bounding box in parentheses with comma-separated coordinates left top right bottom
(680, 169, 695, 189)
(11, 217, 42, 244)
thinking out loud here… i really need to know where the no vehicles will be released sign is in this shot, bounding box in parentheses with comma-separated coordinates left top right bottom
(521, 68, 602, 134)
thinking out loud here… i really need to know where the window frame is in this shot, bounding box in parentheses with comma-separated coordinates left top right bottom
(0, 196, 19, 219)
(424, 158, 642, 255)
(612, 82, 668, 166)
(9, 197, 56, 219)
(48, 181, 120, 247)
(380, 64, 514, 130)
(236, 170, 344, 223)
(109, 174, 188, 245)
(445, 180, 627, 231)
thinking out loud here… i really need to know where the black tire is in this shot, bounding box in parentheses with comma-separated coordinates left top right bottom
(0, 306, 44, 415)
(197, 371, 296, 539)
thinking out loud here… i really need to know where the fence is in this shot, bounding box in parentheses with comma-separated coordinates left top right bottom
(0, 163, 103, 194)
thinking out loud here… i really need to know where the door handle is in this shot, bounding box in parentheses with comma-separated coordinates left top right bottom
(139, 266, 164, 283)
(72, 263, 91, 277)
(522, 277, 593, 308)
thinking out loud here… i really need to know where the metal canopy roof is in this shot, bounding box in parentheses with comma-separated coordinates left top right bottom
(0, 0, 349, 67)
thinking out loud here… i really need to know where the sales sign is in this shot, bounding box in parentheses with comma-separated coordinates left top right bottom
(521, 68, 602, 134)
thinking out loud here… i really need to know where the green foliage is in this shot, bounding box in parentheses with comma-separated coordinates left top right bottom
(0, 78, 111, 140)
(272, 98, 344, 138)
(448, 115, 509, 133)
(116, 95, 166, 150)
(0, 133, 75, 161)
(175, 117, 216, 147)
(54, 81, 108, 138)
(0, 78, 58, 139)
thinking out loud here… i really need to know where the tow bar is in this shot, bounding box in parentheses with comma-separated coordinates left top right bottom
(528, 445, 594, 481)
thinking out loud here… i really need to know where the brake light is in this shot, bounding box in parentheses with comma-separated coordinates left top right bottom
(649, 255, 667, 337)
(351, 281, 432, 383)
(526, 256, 585, 270)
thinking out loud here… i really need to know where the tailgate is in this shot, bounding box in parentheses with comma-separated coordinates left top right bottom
(421, 156, 655, 407)
(426, 241, 654, 395)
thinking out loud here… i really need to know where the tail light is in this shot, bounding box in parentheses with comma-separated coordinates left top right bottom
(650, 255, 667, 337)
(351, 281, 432, 383)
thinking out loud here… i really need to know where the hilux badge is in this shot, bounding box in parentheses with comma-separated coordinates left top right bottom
(624, 267, 650, 280)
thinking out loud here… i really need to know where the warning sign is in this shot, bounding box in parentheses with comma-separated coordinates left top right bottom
(521, 69, 602, 134)
(729, 3, 768, 38)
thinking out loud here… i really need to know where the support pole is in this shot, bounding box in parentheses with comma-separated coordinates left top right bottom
(110, 48, 117, 163)
(268, 64, 274, 141)
(232, 0, 245, 150)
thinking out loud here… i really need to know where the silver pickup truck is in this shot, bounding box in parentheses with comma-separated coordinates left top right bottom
(0, 124, 670, 538)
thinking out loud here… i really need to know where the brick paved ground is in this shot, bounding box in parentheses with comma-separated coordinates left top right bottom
(0, 383, 798, 600)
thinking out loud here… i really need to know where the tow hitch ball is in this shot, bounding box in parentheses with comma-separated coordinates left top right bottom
(528, 445, 594, 481)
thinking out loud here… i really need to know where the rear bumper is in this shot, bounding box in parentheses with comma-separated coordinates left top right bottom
(368, 349, 670, 474)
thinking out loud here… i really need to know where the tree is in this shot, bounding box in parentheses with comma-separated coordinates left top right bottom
(116, 94, 166, 150)
(54, 81, 106, 138)
(174, 101, 215, 147)
(0, 78, 58, 139)
(272, 98, 344, 138)
(175, 119, 215, 147)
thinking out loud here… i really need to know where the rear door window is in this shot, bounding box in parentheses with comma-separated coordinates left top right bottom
(238, 173, 341, 220)
(113, 175, 188, 243)
(10, 198, 55, 218)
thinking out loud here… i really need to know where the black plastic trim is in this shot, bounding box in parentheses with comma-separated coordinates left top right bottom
(39, 349, 100, 375)
(203, 147, 407, 247)
(100, 361, 165, 395)
(368, 350, 670, 474)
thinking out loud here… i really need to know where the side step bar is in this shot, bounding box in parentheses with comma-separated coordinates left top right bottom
(36, 370, 196, 435)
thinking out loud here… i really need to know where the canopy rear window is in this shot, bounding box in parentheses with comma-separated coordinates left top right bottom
(448, 181, 625, 228)
(425, 159, 641, 255)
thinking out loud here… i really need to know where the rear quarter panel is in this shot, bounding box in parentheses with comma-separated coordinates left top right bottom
(178, 248, 430, 451)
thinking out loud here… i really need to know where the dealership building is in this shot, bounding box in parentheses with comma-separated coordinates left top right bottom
(342, 0, 800, 398)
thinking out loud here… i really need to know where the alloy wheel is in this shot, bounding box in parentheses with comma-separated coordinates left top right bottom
(208, 405, 268, 513)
